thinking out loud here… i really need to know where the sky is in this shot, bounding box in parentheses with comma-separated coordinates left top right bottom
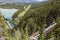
(0, 0, 47, 3)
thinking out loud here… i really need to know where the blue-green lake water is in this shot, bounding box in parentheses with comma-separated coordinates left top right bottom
(0, 8, 18, 20)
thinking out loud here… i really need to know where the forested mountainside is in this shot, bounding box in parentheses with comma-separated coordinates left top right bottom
(0, 0, 60, 40)
(12, 0, 50, 19)
(0, 0, 48, 9)
(0, 13, 6, 27)
(12, 0, 60, 40)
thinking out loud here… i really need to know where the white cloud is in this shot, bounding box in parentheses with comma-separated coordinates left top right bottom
(37, 0, 47, 1)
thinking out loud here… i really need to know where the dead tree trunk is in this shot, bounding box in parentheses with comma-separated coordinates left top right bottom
(44, 23, 57, 40)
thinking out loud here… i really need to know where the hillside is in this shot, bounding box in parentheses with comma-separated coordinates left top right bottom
(12, 0, 60, 40)
(0, 0, 60, 40)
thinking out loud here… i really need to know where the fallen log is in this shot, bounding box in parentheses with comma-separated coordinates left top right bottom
(45, 23, 57, 34)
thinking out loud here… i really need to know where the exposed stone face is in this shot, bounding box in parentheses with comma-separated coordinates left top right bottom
(0, 22, 4, 39)
(0, 27, 4, 36)
(0, 27, 5, 40)
(0, 36, 5, 40)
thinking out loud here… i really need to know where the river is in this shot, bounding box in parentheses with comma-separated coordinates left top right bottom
(0, 8, 18, 28)
(0, 8, 18, 20)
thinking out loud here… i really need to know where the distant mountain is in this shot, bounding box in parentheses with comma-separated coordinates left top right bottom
(0, 0, 47, 3)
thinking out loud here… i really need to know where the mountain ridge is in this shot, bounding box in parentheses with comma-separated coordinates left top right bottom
(0, 0, 47, 3)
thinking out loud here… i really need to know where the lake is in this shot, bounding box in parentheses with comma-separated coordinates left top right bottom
(0, 8, 18, 20)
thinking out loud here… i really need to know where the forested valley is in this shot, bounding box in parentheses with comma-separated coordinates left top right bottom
(0, 0, 60, 40)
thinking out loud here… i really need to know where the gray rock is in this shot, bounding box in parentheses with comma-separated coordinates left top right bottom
(0, 36, 5, 40)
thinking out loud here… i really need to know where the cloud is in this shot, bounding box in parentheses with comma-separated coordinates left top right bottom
(37, 0, 47, 1)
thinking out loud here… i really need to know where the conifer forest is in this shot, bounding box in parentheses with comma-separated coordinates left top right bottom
(0, 0, 60, 40)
